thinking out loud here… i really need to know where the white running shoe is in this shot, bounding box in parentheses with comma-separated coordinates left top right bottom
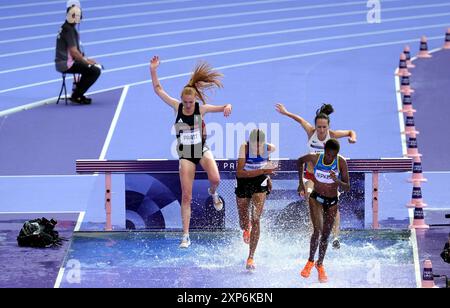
(332, 238, 340, 249)
(179, 234, 191, 248)
(208, 188, 223, 211)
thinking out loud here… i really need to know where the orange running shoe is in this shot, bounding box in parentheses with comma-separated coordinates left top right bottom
(300, 260, 315, 278)
(246, 258, 256, 270)
(315, 263, 328, 283)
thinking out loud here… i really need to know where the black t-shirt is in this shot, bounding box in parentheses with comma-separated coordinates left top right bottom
(54, 22, 80, 72)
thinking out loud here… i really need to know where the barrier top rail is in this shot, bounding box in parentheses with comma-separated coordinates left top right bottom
(76, 158, 412, 174)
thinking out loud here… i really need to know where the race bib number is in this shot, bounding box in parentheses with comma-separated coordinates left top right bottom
(314, 169, 338, 184)
(180, 129, 202, 145)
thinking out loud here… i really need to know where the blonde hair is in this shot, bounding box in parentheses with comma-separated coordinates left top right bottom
(181, 61, 223, 104)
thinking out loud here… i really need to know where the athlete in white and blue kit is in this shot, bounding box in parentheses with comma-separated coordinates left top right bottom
(297, 139, 350, 283)
(235, 129, 277, 270)
(276, 103, 356, 249)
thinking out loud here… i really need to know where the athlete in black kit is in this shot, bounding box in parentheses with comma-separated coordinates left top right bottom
(150, 55, 232, 248)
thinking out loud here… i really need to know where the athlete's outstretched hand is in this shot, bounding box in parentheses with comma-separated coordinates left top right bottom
(150, 55, 160, 71)
(224, 104, 232, 117)
(275, 103, 289, 115)
(348, 136, 357, 144)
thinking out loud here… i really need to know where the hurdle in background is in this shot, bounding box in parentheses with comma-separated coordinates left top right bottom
(76, 158, 412, 231)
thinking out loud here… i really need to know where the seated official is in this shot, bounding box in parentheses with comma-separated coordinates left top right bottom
(54, 5, 101, 104)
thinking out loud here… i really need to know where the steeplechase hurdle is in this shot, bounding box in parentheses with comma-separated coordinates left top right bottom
(76, 158, 412, 231)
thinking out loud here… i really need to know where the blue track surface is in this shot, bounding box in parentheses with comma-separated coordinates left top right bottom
(1, 0, 450, 161)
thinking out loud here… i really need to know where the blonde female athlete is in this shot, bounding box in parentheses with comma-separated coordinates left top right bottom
(150, 56, 232, 248)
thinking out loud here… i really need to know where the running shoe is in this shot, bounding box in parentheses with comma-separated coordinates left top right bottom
(208, 188, 223, 211)
(332, 238, 341, 249)
(315, 262, 328, 283)
(300, 260, 315, 278)
(179, 234, 191, 248)
(246, 258, 256, 271)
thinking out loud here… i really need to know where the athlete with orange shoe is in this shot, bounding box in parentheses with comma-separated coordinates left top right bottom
(235, 129, 276, 270)
(297, 139, 350, 283)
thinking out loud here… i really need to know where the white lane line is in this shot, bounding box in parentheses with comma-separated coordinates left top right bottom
(394, 73, 407, 156)
(1, 2, 447, 58)
(93, 23, 448, 60)
(0, 211, 83, 214)
(74, 211, 85, 232)
(409, 211, 422, 289)
(0, 0, 94, 10)
(1, 3, 384, 45)
(0, 0, 298, 31)
(0, 0, 195, 19)
(53, 265, 66, 288)
(0, 175, 93, 178)
(0, 0, 431, 47)
(99, 85, 129, 160)
(0, 96, 58, 117)
(0, 0, 410, 32)
(0, 29, 444, 94)
(3, 12, 450, 74)
(0, 35, 444, 116)
(53, 210, 85, 289)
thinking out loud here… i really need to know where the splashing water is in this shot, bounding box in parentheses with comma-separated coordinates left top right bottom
(60, 228, 416, 288)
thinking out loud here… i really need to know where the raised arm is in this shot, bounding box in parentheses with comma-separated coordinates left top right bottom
(149, 56, 180, 111)
(330, 129, 357, 144)
(276, 103, 315, 137)
(200, 104, 232, 117)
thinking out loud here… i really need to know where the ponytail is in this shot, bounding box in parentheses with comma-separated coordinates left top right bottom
(181, 61, 223, 104)
(315, 103, 334, 124)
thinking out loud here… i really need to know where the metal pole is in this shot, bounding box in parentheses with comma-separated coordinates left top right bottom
(372, 172, 379, 229)
(105, 173, 112, 231)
